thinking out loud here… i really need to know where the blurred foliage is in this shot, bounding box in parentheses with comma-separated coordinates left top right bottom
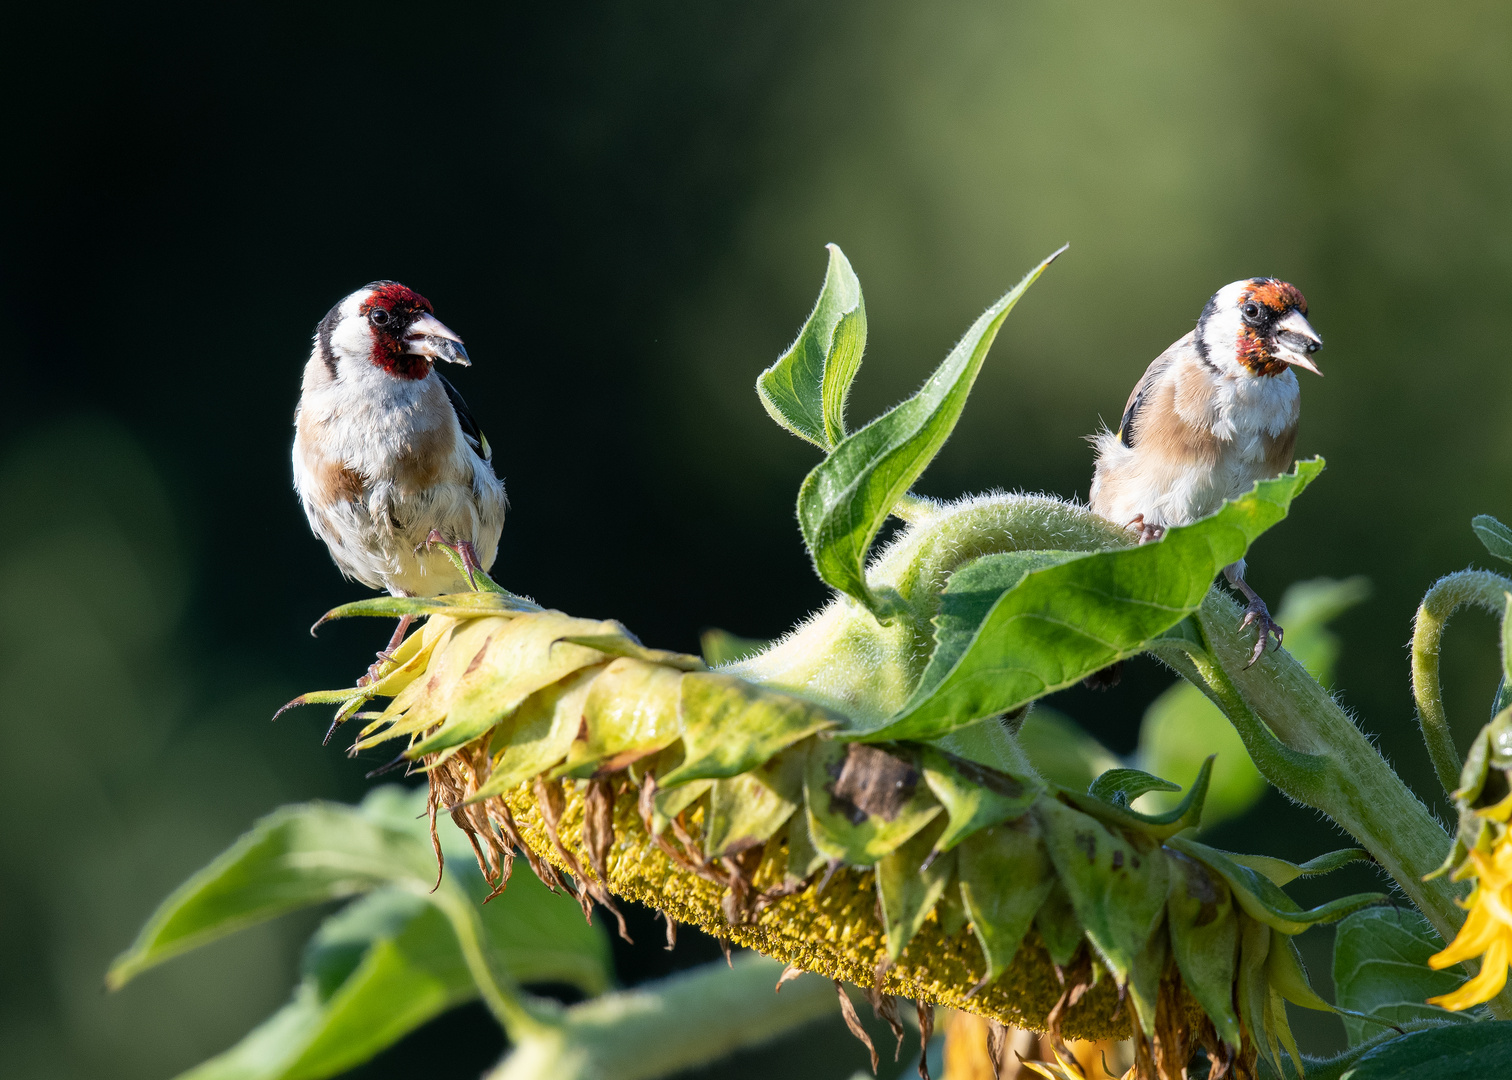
(7, 0, 1512, 1074)
(0, 422, 350, 1077)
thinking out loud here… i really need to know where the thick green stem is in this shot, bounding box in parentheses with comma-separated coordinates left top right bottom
(487, 954, 840, 1080)
(1411, 570, 1512, 797)
(1159, 594, 1465, 943)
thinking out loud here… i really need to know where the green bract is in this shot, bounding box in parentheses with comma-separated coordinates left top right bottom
(793, 245, 1065, 618)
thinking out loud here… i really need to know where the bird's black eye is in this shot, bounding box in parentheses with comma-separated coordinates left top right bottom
(1241, 301, 1263, 324)
(369, 307, 390, 326)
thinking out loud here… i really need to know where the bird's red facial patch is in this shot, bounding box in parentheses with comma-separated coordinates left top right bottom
(363, 282, 434, 317)
(1237, 279, 1307, 376)
(359, 282, 435, 380)
(1236, 326, 1286, 376)
(1245, 279, 1307, 316)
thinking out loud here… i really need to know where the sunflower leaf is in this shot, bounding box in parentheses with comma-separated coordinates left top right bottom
(868, 459, 1324, 742)
(796, 247, 1064, 616)
(757, 243, 867, 450)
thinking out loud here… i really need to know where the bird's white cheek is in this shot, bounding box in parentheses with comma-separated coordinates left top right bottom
(330, 317, 372, 362)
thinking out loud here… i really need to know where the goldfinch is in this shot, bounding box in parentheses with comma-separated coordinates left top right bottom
(1089, 278, 1323, 665)
(293, 281, 507, 656)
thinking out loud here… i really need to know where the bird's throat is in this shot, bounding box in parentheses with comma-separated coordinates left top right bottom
(370, 335, 432, 380)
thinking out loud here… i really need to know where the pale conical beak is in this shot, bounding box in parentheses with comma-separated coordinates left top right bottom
(403, 312, 470, 365)
(1274, 309, 1323, 376)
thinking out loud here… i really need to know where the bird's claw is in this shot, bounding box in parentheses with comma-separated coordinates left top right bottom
(1127, 514, 1165, 545)
(1239, 600, 1283, 668)
(417, 529, 481, 590)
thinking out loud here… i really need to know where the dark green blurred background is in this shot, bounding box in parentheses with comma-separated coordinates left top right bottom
(5, 2, 1512, 1076)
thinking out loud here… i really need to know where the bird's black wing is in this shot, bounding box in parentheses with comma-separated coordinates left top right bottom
(438, 371, 491, 462)
(1116, 348, 1177, 448)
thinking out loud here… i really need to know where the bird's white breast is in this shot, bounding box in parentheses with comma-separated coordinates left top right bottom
(293, 354, 506, 596)
(1091, 359, 1299, 533)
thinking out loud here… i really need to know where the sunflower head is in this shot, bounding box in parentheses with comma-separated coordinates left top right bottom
(1425, 708, 1512, 1010)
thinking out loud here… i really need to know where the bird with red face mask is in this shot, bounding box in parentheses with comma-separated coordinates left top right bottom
(293, 281, 507, 658)
(1089, 278, 1324, 666)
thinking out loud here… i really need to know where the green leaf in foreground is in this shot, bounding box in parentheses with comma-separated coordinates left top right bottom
(796, 246, 1065, 614)
(866, 459, 1324, 741)
(1473, 514, 1512, 565)
(1331, 907, 1476, 1046)
(756, 243, 867, 450)
(113, 787, 610, 1080)
(1336, 1022, 1512, 1080)
(107, 800, 438, 989)
(179, 878, 607, 1080)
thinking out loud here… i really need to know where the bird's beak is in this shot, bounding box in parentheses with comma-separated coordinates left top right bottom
(403, 313, 471, 365)
(1274, 309, 1323, 376)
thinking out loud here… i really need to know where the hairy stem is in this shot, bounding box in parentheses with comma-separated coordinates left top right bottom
(487, 954, 839, 1080)
(1182, 594, 1463, 940)
(1411, 570, 1512, 796)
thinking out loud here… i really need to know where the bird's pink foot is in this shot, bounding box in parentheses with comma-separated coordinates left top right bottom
(1239, 597, 1283, 668)
(418, 529, 482, 590)
(358, 614, 415, 686)
(1127, 514, 1165, 544)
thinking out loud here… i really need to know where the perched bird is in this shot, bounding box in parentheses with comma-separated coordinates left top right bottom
(1089, 278, 1323, 666)
(293, 281, 507, 660)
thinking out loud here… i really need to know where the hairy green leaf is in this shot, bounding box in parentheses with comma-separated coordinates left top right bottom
(1038, 798, 1169, 1031)
(869, 460, 1324, 741)
(1167, 850, 1241, 1047)
(555, 657, 685, 779)
(313, 590, 539, 629)
(796, 247, 1064, 614)
(1087, 768, 1180, 805)
(407, 614, 616, 757)
(700, 628, 771, 667)
(352, 618, 503, 749)
(757, 243, 867, 450)
(877, 815, 956, 961)
(466, 666, 605, 803)
(1168, 836, 1385, 936)
(1338, 1022, 1512, 1079)
(803, 739, 942, 863)
(1033, 880, 1083, 968)
(1331, 907, 1473, 1046)
(957, 817, 1055, 986)
(919, 746, 1038, 855)
(1237, 920, 1278, 1072)
(704, 750, 804, 858)
(1060, 757, 1213, 841)
(1473, 514, 1512, 565)
(557, 631, 705, 671)
(1231, 847, 1370, 888)
(660, 673, 837, 787)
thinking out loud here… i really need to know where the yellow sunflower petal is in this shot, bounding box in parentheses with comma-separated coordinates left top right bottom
(1429, 901, 1502, 969)
(1482, 883, 1512, 929)
(1428, 938, 1510, 1011)
(1475, 791, 1512, 824)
